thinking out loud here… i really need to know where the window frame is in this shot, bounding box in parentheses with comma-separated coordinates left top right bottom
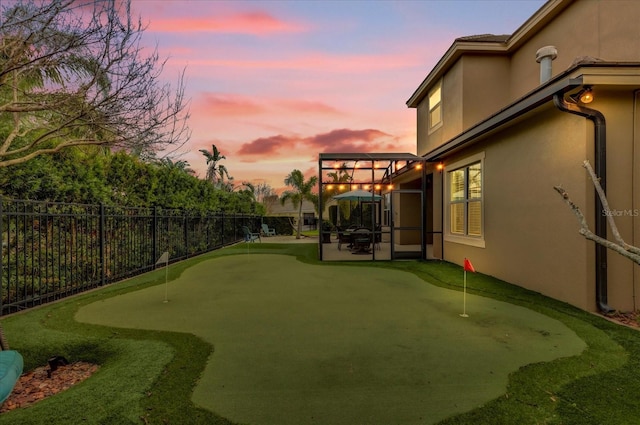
(428, 79, 443, 132)
(444, 152, 485, 248)
(303, 212, 315, 226)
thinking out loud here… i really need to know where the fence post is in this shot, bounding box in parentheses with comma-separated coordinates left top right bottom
(152, 206, 158, 265)
(183, 212, 188, 259)
(0, 198, 3, 315)
(206, 212, 210, 250)
(221, 212, 225, 246)
(99, 203, 106, 286)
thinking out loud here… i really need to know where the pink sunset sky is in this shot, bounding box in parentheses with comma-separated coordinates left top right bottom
(132, 0, 545, 192)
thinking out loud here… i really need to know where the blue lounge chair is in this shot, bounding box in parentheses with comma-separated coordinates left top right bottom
(0, 327, 23, 404)
(242, 226, 261, 242)
(261, 223, 276, 236)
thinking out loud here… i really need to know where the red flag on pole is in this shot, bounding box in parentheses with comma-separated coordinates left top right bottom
(464, 258, 475, 273)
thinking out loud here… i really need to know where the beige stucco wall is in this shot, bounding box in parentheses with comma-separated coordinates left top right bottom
(429, 168, 444, 259)
(596, 90, 637, 310)
(417, 0, 640, 154)
(461, 55, 511, 129)
(417, 60, 464, 156)
(394, 192, 422, 245)
(635, 93, 640, 309)
(442, 106, 597, 310)
(510, 0, 640, 101)
(505, 0, 640, 310)
(412, 0, 640, 311)
(438, 92, 639, 311)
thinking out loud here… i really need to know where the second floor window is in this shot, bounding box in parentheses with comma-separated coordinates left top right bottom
(428, 80, 442, 129)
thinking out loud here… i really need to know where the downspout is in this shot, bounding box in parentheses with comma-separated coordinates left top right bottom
(553, 93, 613, 313)
(634, 90, 640, 309)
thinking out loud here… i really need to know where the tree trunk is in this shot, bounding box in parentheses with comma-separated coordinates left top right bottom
(296, 203, 302, 239)
(0, 324, 9, 351)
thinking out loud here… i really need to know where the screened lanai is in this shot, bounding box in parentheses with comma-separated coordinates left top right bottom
(318, 153, 442, 262)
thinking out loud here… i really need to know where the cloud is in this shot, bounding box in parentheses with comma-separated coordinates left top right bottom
(196, 93, 265, 116)
(236, 128, 394, 157)
(194, 93, 341, 117)
(275, 100, 340, 115)
(148, 11, 308, 35)
(237, 135, 293, 156)
(306, 129, 391, 151)
(182, 51, 423, 73)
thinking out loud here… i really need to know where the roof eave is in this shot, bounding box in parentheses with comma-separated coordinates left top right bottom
(406, 0, 574, 108)
(423, 75, 583, 161)
(405, 42, 508, 108)
(319, 153, 423, 162)
(422, 62, 640, 161)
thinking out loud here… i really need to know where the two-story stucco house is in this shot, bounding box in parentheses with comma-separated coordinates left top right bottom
(407, 0, 640, 312)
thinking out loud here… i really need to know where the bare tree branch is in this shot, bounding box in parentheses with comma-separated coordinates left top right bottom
(554, 162, 640, 265)
(0, 0, 190, 166)
(581, 160, 640, 255)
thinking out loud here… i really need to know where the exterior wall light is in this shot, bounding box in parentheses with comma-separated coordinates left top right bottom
(570, 86, 594, 104)
(436, 163, 444, 172)
(375, 184, 381, 190)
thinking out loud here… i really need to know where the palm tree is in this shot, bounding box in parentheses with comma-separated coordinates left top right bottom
(238, 181, 256, 199)
(280, 169, 318, 239)
(323, 164, 352, 224)
(199, 144, 231, 187)
(158, 157, 195, 175)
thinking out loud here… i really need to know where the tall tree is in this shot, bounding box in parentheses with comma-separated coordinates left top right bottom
(323, 163, 352, 224)
(158, 157, 195, 175)
(280, 169, 318, 239)
(254, 181, 275, 204)
(199, 144, 231, 188)
(238, 181, 256, 199)
(0, 0, 190, 167)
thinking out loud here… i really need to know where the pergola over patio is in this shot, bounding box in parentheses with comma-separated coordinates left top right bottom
(318, 153, 437, 261)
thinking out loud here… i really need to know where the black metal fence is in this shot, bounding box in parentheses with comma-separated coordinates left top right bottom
(0, 199, 262, 315)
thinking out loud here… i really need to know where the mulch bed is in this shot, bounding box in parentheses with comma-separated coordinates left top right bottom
(0, 361, 99, 413)
(606, 311, 640, 328)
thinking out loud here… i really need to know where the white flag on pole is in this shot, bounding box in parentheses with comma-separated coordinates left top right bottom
(156, 251, 169, 265)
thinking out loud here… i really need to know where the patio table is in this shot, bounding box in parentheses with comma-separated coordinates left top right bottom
(350, 229, 372, 254)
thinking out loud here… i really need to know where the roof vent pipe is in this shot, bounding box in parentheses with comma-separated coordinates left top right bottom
(536, 46, 558, 84)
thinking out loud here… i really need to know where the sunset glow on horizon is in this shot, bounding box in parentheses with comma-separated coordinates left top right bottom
(133, 0, 545, 192)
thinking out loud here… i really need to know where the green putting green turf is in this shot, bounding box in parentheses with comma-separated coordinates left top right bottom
(76, 254, 586, 425)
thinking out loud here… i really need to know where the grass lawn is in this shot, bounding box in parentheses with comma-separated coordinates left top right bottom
(1, 243, 639, 424)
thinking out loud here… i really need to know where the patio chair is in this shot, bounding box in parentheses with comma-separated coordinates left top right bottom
(337, 225, 356, 251)
(0, 324, 23, 404)
(261, 223, 276, 236)
(351, 228, 372, 254)
(242, 226, 261, 243)
(374, 225, 382, 250)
